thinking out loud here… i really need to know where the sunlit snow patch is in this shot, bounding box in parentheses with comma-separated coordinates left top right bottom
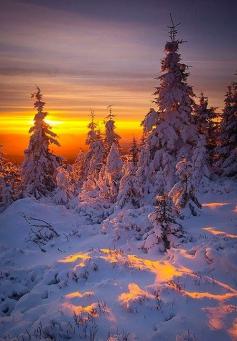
(202, 202, 229, 209)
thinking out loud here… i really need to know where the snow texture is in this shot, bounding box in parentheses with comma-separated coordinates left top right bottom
(0, 180, 237, 340)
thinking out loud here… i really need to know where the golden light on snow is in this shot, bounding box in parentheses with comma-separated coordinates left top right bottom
(62, 302, 98, 317)
(56, 248, 237, 332)
(63, 288, 116, 323)
(202, 202, 230, 209)
(99, 248, 237, 302)
(58, 252, 91, 263)
(100, 248, 192, 282)
(182, 290, 237, 301)
(64, 290, 94, 299)
(172, 272, 237, 302)
(203, 227, 237, 239)
(118, 283, 154, 309)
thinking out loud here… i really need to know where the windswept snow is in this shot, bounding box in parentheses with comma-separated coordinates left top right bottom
(0, 183, 237, 340)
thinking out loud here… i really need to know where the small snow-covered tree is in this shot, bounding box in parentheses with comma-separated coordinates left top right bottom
(104, 105, 121, 155)
(137, 19, 205, 200)
(193, 93, 218, 166)
(115, 139, 141, 208)
(71, 150, 87, 193)
(143, 194, 183, 252)
(54, 165, 74, 205)
(116, 163, 141, 209)
(85, 110, 98, 147)
(169, 157, 202, 216)
(84, 112, 105, 183)
(22, 87, 61, 199)
(83, 128, 105, 192)
(216, 82, 237, 177)
(75, 111, 105, 195)
(98, 142, 123, 202)
(88, 130, 105, 176)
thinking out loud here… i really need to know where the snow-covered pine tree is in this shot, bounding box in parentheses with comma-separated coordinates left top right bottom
(104, 105, 121, 155)
(82, 112, 105, 192)
(193, 93, 218, 167)
(97, 142, 123, 202)
(22, 87, 61, 199)
(116, 139, 140, 209)
(83, 130, 105, 191)
(54, 165, 74, 205)
(79, 111, 97, 184)
(71, 150, 87, 193)
(169, 157, 202, 216)
(137, 18, 204, 201)
(86, 110, 98, 147)
(143, 194, 183, 252)
(216, 82, 237, 177)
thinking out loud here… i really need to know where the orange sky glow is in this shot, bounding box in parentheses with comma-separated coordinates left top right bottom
(0, 105, 144, 162)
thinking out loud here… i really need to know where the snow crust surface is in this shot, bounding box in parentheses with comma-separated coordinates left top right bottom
(0, 184, 237, 340)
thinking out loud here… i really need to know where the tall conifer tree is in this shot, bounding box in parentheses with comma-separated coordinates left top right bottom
(22, 87, 61, 199)
(104, 105, 120, 155)
(137, 17, 205, 200)
(82, 111, 105, 191)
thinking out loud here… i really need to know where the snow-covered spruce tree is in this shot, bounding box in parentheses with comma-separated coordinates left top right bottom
(97, 142, 123, 202)
(137, 20, 205, 201)
(193, 93, 218, 167)
(22, 87, 61, 199)
(54, 165, 74, 205)
(82, 112, 105, 192)
(71, 150, 87, 193)
(169, 157, 202, 216)
(215, 82, 237, 177)
(116, 139, 141, 209)
(78, 111, 98, 185)
(104, 105, 121, 155)
(143, 194, 183, 252)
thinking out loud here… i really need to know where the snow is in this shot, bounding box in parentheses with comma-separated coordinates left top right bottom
(0, 181, 237, 340)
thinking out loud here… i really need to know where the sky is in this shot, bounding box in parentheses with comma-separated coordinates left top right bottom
(0, 0, 236, 161)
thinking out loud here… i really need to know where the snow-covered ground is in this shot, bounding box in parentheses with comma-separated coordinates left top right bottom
(0, 183, 237, 340)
